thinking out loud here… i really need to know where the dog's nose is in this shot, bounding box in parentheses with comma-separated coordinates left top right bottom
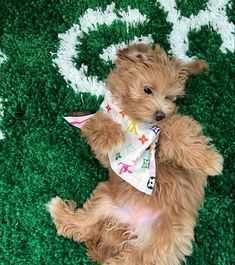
(155, 111, 165, 121)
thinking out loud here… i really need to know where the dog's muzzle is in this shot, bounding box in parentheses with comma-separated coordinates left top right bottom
(155, 111, 166, 121)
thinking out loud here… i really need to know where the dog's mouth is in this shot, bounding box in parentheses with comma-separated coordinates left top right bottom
(124, 108, 166, 125)
(144, 112, 166, 125)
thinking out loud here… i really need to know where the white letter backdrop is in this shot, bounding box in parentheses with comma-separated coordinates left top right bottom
(53, 1, 234, 97)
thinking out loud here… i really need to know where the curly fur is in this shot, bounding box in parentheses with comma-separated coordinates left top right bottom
(47, 44, 223, 265)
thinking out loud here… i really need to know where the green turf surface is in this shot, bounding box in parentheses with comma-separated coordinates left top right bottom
(0, 0, 234, 264)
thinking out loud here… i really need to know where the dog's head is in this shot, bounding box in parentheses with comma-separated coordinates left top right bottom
(107, 44, 208, 124)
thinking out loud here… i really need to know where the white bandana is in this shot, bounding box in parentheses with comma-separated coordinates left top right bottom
(64, 91, 161, 195)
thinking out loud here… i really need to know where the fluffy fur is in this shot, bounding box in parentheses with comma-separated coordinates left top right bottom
(47, 44, 223, 265)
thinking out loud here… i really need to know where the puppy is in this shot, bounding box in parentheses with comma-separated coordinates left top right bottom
(47, 44, 223, 265)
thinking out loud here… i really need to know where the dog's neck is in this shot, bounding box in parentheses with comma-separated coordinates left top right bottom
(99, 90, 161, 195)
(64, 90, 161, 195)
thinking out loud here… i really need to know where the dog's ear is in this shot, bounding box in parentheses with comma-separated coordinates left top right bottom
(177, 60, 209, 82)
(170, 59, 209, 86)
(153, 44, 169, 64)
(183, 60, 209, 75)
(117, 44, 151, 63)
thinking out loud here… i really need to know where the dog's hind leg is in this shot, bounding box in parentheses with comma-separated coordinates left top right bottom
(47, 181, 113, 242)
(103, 250, 137, 265)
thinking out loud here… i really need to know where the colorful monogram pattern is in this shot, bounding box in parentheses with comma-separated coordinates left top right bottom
(64, 91, 161, 195)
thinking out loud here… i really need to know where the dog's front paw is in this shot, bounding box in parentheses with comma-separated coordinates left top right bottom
(82, 111, 125, 154)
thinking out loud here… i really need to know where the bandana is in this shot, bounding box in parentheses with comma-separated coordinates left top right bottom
(64, 91, 161, 195)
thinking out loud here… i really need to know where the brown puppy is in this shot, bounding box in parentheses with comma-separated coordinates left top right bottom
(47, 44, 223, 265)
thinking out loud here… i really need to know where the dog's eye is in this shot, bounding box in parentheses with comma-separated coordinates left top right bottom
(144, 86, 153, 95)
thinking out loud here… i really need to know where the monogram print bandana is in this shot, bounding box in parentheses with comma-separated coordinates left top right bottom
(64, 91, 161, 195)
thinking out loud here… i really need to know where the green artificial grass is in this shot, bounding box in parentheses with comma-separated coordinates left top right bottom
(0, 0, 234, 264)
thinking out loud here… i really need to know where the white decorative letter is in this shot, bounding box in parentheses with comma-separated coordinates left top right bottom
(158, 0, 234, 61)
